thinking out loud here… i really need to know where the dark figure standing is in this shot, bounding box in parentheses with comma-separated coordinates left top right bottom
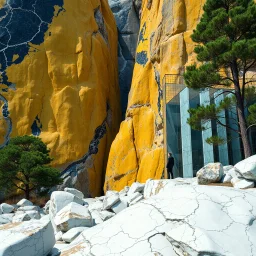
(166, 152, 174, 179)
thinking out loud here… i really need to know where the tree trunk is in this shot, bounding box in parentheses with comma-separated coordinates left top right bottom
(25, 185, 30, 200)
(231, 62, 252, 158)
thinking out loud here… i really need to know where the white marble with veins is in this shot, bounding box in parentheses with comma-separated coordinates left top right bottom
(0, 219, 55, 256)
(59, 179, 256, 256)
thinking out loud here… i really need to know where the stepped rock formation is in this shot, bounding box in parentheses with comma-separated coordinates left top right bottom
(0, 0, 121, 197)
(105, 0, 205, 191)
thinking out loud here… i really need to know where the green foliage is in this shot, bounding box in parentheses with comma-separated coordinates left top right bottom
(184, 0, 256, 155)
(206, 136, 226, 146)
(184, 0, 256, 89)
(0, 135, 63, 199)
(247, 104, 256, 125)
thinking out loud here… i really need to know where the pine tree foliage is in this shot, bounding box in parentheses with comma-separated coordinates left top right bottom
(184, 0, 256, 158)
(0, 135, 63, 199)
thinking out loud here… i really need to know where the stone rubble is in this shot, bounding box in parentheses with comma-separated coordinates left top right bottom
(0, 157, 256, 255)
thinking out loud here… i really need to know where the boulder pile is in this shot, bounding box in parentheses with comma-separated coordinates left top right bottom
(0, 157, 256, 255)
(197, 155, 256, 189)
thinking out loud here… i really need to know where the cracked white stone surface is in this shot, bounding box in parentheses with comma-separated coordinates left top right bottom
(59, 179, 256, 256)
(0, 219, 55, 256)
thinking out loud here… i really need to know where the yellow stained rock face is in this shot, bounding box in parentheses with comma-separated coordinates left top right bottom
(0, 0, 121, 197)
(105, 0, 205, 191)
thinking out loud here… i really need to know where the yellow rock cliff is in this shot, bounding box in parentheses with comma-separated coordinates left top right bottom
(105, 0, 205, 191)
(0, 0, 121, 197)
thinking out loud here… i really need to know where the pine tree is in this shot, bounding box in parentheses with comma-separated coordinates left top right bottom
(0, 135, 62, 199)
(184, 0, 256, 158)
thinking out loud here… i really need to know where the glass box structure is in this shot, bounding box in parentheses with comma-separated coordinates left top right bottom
(163, 75, 256, 178)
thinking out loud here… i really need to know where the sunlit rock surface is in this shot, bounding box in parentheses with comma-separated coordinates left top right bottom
(0, 0, 121, 197)
(105, 0, 205, 191)
(0, 220, 55, 256)
(60, 179, 256, 256)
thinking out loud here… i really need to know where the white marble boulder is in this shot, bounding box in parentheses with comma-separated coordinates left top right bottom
(0, 203, 14, 214)
(16, 198, 33, 207)
(59, 179, 256, 256)
(127, 182, 145, 196)
(235, 155, 256, 181)
(0, 214, 14, 225)
(197, 162, 224, 184)
(62, 227, 89, 243)
(54, 202, 93, 231)
(231, 177, 255, 189)
(0, 219, 55, 256)
(64, 188, 84, 199)
(49, 191, 85, 231)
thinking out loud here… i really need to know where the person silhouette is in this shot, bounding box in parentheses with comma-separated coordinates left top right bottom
(166, 152, 174, 179)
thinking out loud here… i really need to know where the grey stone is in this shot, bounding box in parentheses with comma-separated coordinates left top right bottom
(197, 162, 224, 184)
(62, 227, 89, 243)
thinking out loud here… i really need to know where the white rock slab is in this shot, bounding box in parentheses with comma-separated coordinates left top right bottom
(54, 202, 93, 231)
(17, 205, 39, 211)
(231, 177, 255, 189)
(0, 220, 55, 256)
(62, 227, 89, 243)
(0, 203, 14, 214)
(0, 214, 14, 225)
(197, 162, 224, 184)
(59, 180, 256, 256)
(88, 200, 103, 212)
(222, 173, 233, 183)
(127, 182, 145, 196)
(235, 155, 256, 181)
(99, 210, 115, 221)
(12, 213, 31, 223)
(119, 186, 130, 196)
(55, 231, 63, 241)
(17, 198, 33, 207)
(111, 200, 128, 214)
(90, 210, 104, 225)
(83, 198, 97, 207)
(129, 194, 143, 206)
(26, 210, 41, 220)
(223, 165, 234, 173)
(49, 191, 85, 232)
(102, 192, 120, 210)
(64, 188, 84, 199)
(127, 192, 142, 204)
